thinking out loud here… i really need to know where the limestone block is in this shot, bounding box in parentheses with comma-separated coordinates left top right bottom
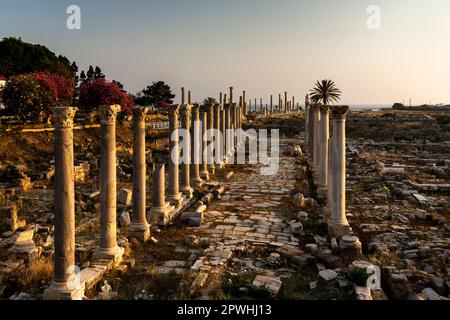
(119, 211, 131, 227)
(252, 275, 282, 295)
(318, 269, 338, 281)
(118, 188, 132, 206)
(355, 286, 373, 300)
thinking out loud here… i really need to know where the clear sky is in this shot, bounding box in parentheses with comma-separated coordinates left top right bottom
(1, 0, 450, 105)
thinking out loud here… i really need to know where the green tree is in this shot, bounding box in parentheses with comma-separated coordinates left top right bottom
(1, 74, 54, 122)
(135, 81, 175, 107)
(309, 79, 342, 105)
(0, 37, 76, 78)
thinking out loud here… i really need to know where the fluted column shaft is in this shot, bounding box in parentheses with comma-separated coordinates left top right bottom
(95, 105, 121, 260)
(191, 104, 202, 185)
(318, 105, 330, 192)
(328, 106, 351, 238)
(129, 106, 150, 241)
(168, 105, 182, 202)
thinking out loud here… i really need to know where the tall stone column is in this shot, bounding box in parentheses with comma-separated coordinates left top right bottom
(278, 94, 281, 112)
(254, 99, 257, 112)
(206, 104, 215, 175)
(313, 104, 321, 179)
(229, 87, 234, 104)
(214, 103, 222, 168)
(318, 105, 330, 196)
(328, 106, 351, 238)
(308, 103, 315, 155)
(249, 100, 252, 113)
(232, 103, 238, 151)
(190, 104, 202, 186)
(94, 105, 122, 262)
(305, 95, 310, 145)
(243, 91, 247, 115)
(292, 97, 295, 111)
(44, 107, 84, 300)
(220, 92, 223, 106)
(168, 105, 182, 203)
(188, 91, 192, 105)
(129, 106, 150, 242)
(270, 95, 273, 113)
(150, 152, 171, 224)
(220, 106, 226, 163)
(180, 104, 193, 198)
(323, 127, 333, 223)
(284, 92, 288, 112)
(181, 87, 185, 105)
(224, 105, 232, 161)
(200, 111, 209, 180)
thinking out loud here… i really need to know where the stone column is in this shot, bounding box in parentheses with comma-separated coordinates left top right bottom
(313, 104, 321, 179)
(292, 97, 295, 112)
(236, 105, 241, 146)
(254, 99, 257, 112)
(181, 87, 185, 105)
(220, 92, 223, 106)
(150, 153, 171, 224)
(224, 104, 232, 161)
(243, 91, 247, 115)
(323, 126, 333, 223)
(229, 87, 234, 104)
(220, 106, 226, 163)
(94, 105, 122, 262)
(278, 94, 281, 112)
(129, 106, 150, 242)
(270, 95, 273, 113)
(308, 103, 315, 155)
(284, 92, 288, 112)
(190, 104, 202, 186)
(188, 91, 192, 105)
(168, 105, 182, 203)
(180, 104, 193, 198)
(249, 100, 252, 113)
(328, 106, 351, 238)
(305, 95, 310, 145)
(318, 105, 330, 196)
(214, 103, 222, 168)
(200, 111, 209, 180)
(44, 107, 84, 300)
(232, 103, 238, 151)
(206, 104, 215, 175)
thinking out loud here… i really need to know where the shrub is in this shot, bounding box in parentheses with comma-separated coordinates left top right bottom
(79, 78, 134, 113)
(1, 72, 74, 122)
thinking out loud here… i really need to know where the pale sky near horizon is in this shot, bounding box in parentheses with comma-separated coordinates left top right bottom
(1, 0, 450, 105)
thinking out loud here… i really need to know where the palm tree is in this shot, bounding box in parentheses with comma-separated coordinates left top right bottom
(202, 97, 217, 106)
(309, 80, 342, 105)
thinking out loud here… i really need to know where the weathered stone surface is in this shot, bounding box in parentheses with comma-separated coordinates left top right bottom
(252, 275, 282, 295)
(118, 188, 132, 206)
(318, 269, 338, 281)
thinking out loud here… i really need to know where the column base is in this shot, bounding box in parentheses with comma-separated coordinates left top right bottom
(43, 280, 85, 300)
(201, 170, 210, 181)
(322, 206, 332, 223)
(317, 187, 327, 200)
(93, 245, 124, 265)
(328, 222, 352, 239)
(149, 203, 174, 225)
(181, 186, 194, 199)
(167, 192, 182, 202)
(128, 222, 150, 242)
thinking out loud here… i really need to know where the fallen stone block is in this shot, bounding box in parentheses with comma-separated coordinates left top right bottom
(318, 269, 338, 282)
(355, 286, 373, 300)
(252, 275, 282, 295)
(117, 188, 132, 206)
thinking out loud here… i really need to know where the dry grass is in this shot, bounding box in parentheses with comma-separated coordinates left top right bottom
(13, 258, 53, 292)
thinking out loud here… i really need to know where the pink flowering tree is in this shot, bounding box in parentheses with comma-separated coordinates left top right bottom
(79, 78, 134, 114)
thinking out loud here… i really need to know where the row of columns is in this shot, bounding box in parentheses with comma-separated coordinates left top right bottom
(304, 99, 351, 238)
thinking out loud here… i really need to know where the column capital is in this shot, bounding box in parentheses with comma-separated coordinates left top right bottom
(100, 105, 121, 124)
(132, 106, 149, 120)
(169, 104, 180, 114)
(180, 104, 192, 114)
(52, 107, 77, 129)
(319, 105, 330, 114)
(192, 103, 200, 113)
(330, 105, 349, 120)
